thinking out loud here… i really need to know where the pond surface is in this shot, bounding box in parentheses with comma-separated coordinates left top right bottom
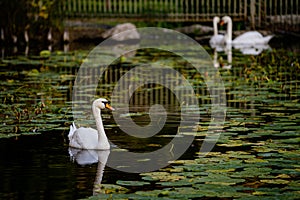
(0, 37, 300, 199)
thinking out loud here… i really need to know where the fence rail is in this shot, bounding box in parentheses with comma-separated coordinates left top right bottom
(58, 0, 300, 31)
(59, 0, 248, 21)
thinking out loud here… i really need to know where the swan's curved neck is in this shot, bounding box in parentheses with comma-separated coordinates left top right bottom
(213, 18, 219, 36)
(225, 18, 232, 43)
(92, 104, 107, 143)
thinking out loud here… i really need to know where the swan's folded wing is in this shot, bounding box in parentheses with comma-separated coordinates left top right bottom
(233, 32, 260, 44)
(70, 128, 98, 149)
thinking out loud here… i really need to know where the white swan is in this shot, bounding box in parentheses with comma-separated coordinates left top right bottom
(68, 98, 115, 150)
(209, 16, 224, 46)
(221, 16, 274, 45)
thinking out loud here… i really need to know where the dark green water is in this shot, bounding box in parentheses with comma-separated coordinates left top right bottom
(0, 37, 299, 199)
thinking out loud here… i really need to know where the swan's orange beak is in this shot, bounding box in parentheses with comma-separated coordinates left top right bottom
(105, 103, 115, 111)
(220, 20, 225, 26)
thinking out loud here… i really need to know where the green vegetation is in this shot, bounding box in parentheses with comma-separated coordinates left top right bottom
(0, 0, 62, 43)
(0, 47, 299, 198)
(93, 49, 299, 199)
(0, 50, 85, 137)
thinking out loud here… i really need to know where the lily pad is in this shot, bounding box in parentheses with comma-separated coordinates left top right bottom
(157, 179, 194, 187)
(193, 184, 249, 198)
(194, 174, 245, 185)
(116, 180, 150, 186)
(135, 189, 171, 198)
(94, 184, 129, 194)
(230, 167, 272, 178)
(141, 172, 184, 182)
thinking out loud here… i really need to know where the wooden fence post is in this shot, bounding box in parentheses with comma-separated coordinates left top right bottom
(258, 0, 261, 27)
(250, 0, 256, 29)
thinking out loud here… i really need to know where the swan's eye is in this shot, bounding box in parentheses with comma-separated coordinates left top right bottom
(103, 101, 110, 105)
(103, 101, 115, 111)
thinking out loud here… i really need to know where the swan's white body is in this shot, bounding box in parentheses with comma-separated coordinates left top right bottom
(221, 16, 274, 45)
(209, 16, 224, 46)
(69, 124, 109, 150)
(68, 98, 114, 150)
(233, 31, 273, 45)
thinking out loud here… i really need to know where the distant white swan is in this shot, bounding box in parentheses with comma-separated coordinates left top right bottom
(69, 98, 115, 150)
(209, 16, 224, 46)
(221, 16, 274, 45)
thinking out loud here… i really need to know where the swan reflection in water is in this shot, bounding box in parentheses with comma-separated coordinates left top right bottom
(69, 148, 110, 195)
(233, 43, 271, 55)
(212, 42, 272, 69)
(213, 44, 232, 69)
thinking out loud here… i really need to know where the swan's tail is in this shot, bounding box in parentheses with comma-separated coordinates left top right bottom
(68, 122, 77, 140)
(264, 35, 274, 44)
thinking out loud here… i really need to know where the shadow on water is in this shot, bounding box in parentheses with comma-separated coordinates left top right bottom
(0, 133, 80, 199)
(0, 123, 200, 199)
(269, 34, 300, 53)
(0, 34, 300, 199)
(0, 131, 144, 199)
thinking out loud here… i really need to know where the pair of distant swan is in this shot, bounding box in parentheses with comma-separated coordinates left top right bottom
(209, 16, 273, 46)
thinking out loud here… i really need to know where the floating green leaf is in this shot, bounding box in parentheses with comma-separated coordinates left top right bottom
(194, 174, 245, 185)
(116, 180, 150, 186)
(94, 184, 129, 194)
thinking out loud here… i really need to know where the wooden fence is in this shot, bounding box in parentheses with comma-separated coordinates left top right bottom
(250, 0, 299, 31)
(59, 0, 248, 21)
(58, 0, 299, 31)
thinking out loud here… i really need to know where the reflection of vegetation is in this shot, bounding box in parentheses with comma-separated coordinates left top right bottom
(0, 0, 62, 43)
(27, 0, 63, 42)
(0, 0, 27, 41)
